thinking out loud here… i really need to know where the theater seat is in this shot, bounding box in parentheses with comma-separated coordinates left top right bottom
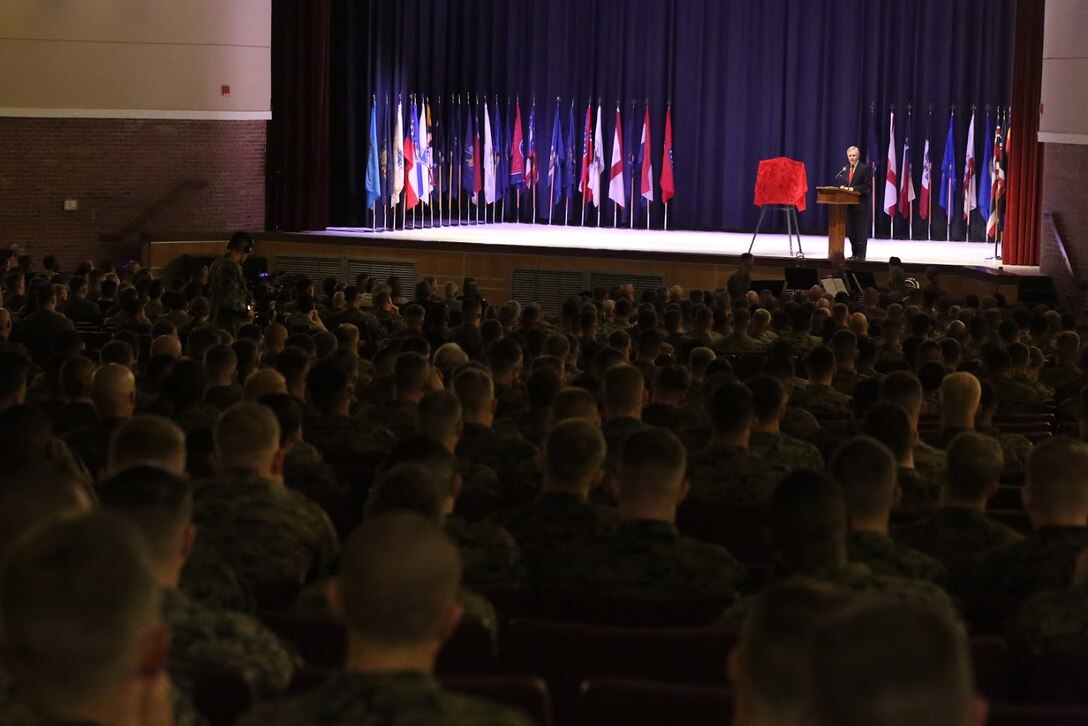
(1025, 648, 1088, 705)
(988, 703, 1088, 725)
(575, 677, 732, 726)
(502, 618, 735, 722)
(536, 586, 736, 627)
(170, 662, 256, 726)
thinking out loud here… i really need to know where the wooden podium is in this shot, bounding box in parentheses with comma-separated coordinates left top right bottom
(816, 186, 860, 258)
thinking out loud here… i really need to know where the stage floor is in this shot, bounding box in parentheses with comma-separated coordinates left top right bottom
(317, 223, 1036, 273)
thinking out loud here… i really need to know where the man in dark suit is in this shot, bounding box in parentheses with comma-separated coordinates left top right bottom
(842, 146, 871, 260)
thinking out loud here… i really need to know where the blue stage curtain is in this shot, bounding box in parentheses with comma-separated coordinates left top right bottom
(328, 0, 1013, 238)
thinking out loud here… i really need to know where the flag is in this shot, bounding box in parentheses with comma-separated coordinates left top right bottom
(661, 106, 675, 204)
(578, 103, 593, 197)
(608, 104, 625, 208)
(978, 115, 993, 229)
(461, 102, 475, 199)
(365, 98, 381, 211)
(883, 111, 897, 217)
(564, 101, 576, 204)
(380, 95, 390, 207)
(391, 99, 405, 207)
(624, 101, 638, 220)
(483, 101, 496, 203)
(416, 100, 432, 205)
(548, 100, 563, 207)
(919, 132, 932, 220)
(510, 101, 525, 190)
(526, 102, 537, 191)
(898, 126, 915, 218)
(494, 100, 509, 202)
(404, 98, 420, 210)
(451, 98, 462, 196)
(640, 106, 653, 203)
(963, 110, 977, 221)
(587, 103, 605, 207)
(987, 125, 1006, 238)
(472, 102, 483, 199)
(937, 114, 956, 213)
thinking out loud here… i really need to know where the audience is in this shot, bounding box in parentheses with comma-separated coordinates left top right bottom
(1, 256, 1086, 722)
(238, 513, 532, 725)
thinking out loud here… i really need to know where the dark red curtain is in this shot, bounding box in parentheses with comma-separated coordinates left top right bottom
(1003, 0, 1044, 266)
(267, 0, 330, 232)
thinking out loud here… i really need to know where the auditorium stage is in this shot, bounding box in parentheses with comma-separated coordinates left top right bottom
(315, 223, 1036, 274)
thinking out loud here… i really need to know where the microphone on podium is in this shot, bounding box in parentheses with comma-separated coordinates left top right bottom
(835, 165, 849, 179)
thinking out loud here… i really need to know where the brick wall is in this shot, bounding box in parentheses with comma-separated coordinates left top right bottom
(1039, 142, 1088, 309)
(0, 118, 265, 268)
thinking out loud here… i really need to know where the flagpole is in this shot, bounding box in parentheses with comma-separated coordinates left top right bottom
(927, 104, 932, 241)
(384, 93, 392, 231)
(630, 100, 636, 230)
(665, 202, 669, 231)
(907, 104, 913, 241)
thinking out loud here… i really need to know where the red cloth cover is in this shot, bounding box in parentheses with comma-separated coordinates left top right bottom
(753, 157, 808, 212)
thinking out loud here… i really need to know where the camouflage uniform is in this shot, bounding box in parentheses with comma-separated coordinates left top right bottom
(185, 470, 340, 604)
(846, 530, 949, 585)
(913, 442, 947, 485)
(964, 526, 1088, 631)
(780, 405, 821, 439)
(642, 403, 710, 454)
(304, 413, 395, 467)
(204, 384, 243, 412)
(373, 308, 406, 335)
(180, 547, 255, 612)
(536, 520, 748, 598)
(356, 376, 396, 407)
(455, 423, 540, 507)
(446, 514, 525, 586)
(62, 415, 126, 481)
(237, 671, 534, 726)
(495, 407, 551, 448)
(489, 491, 618, 572)
(988, 376, 1048, 415)
(783, 331, 823, 355)
(601, 417, 652, 474)
(714, 333, 765, 355)
(719, 563, 961, 631)
(686, 445, 776, 504)
(329, 308, 386, 347)
(163, 587, 299, 697)
(206, 253, 249, 333)
(748, 430, 825, 476)
(1013, 373, 1055, 402)
(894, 507, 1024, 596)
(807, 418, 863, 462)
(789, 384, 852, 419)
(493, 383, 528, 424)
(923, 425, 1030, 478)
(875, 339, 904, 361)
(896, 467, 941, 515)
(1011, 583, 1088, 651)
(356, 399, 418, 440)
(1055, 372, 1088, 404)
(831, 369, 862, 396)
